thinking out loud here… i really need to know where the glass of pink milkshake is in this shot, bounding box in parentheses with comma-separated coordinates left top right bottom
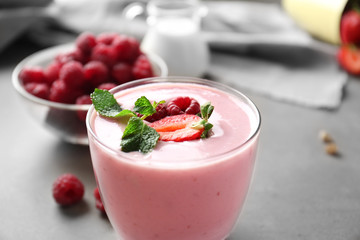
(86, 77, 261, 240)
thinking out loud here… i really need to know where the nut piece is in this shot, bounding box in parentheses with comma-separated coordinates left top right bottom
(319, 130, 333, 143)
(325, 142, 338, 156)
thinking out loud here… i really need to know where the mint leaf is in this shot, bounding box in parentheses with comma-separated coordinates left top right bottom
(133, 96, 156, 118)
(90, 89, 123, 117)
(133, 96, 165, 120)
(121, 116, 160, 153)
(200, 102, 214, 121)
(193, 102, 214, 138)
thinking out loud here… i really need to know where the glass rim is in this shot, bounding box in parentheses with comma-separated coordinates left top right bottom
(86, 76, 261, 167)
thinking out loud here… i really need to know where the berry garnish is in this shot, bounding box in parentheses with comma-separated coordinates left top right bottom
(337, 45, 360, 75)
(52, 173, 84, 206)
(137, 102, 168, 122)
(149, 114, 204, 142)
(90, 90, 160, 153)
(94, 187, 106, 213)
(340, 9, 360, 44)
(166, 96, 200, 115)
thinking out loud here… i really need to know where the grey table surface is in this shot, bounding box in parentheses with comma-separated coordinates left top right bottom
(1, 39, 360, 240)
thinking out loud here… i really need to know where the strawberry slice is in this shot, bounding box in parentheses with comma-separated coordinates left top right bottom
(337, 45, 360, 75)
(148, 114, 204, 142)
(340, 10, 360, 44)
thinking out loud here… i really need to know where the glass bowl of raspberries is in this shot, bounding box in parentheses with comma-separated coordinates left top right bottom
(12, 32, 168, 145)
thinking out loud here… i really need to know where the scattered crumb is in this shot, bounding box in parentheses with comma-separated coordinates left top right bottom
(319, 130, 333, 143)
(319, 129, 340, 157)
(325, 142, 338, 156)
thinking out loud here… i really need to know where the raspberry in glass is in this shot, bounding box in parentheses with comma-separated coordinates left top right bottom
(44, 61, 61, 85)
(112, 35, 140, 63)
(19, 66, 47, 85)
(49, 79, 82, 103)
(132, 55, 154, 80)
(76, 32, 97, 54)
(52, 173, 85, 206)
(24, 83, 50, 100)
(111, 62, 133, 84)
(97, 82, 117, 91)
(166, 96, 200, 115)
(84, 60, 109, 87)
(91, 44, 118, 67)
(97, 32, 118, 45)
(59, 61, 86, 89)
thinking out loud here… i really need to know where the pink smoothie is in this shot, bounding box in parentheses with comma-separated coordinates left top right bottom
(87, 78, 260, 240)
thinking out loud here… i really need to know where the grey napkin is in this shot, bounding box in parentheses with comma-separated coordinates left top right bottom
(202, 1, 347, 109)
(21, 0, 348, 109)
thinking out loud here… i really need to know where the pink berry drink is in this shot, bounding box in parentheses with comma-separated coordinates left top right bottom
(86, 77, 261, 240)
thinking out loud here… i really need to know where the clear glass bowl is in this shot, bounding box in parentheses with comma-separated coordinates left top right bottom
(12, 43, 168, 145)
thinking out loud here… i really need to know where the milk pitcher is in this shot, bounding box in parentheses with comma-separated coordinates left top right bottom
(126, 0, 210, 77)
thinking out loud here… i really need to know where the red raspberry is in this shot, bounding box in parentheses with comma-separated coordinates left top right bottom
(49, 79, 82, 103)
(340, 10, 360, 44)
(19, 66, 47, 85)
(52, 173, 84, 206)
(24, 83, 50, 100)
(76, 32, 97, 54)
(112, 35, 140, 63)
(55, 48, 86, 66)
(166, 96, 200, 115)
(93, 187, 106, 213)
(44, 61, 61, 85)
(97, 32, 118, 45)
(97, 82, 117, 91)
(137, 103, 168, 122)
(76, 94, 92, 121)
(84, 61, 109, 88)
(59, 61, 85, 89)
(132, 55, 154, 80)
(91, 44, 118, 67)
(111, 62, 133, 84)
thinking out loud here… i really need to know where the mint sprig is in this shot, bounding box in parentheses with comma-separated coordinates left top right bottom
(194, 102, 214, 138)
(90, 89, 160, 153)
(90, 89, 124, 118)
(121, 116, 159, 153)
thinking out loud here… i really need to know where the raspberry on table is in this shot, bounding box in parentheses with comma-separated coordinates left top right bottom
(24, 83, 50, 100)
(93, 187, 106, 213)
(52, 173, 85, 206)
(166, 96, 200, 115)
(111, 62, 133, 84)
(19, 66, 47, 85)
(59, 61, 86, 90)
